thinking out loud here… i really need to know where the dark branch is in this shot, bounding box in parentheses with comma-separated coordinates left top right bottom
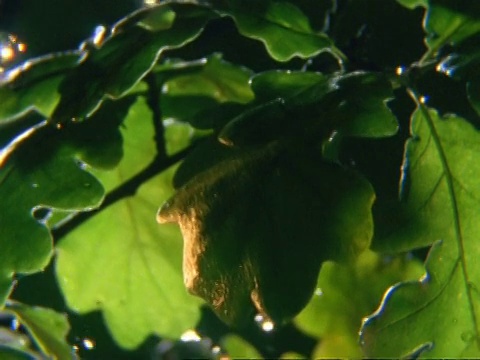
(52, 147, 191, 241)
(145, 72, 166, 159)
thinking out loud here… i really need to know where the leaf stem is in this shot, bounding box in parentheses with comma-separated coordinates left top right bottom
(51, 146, 192, 241)
(408, 88, 480, 349)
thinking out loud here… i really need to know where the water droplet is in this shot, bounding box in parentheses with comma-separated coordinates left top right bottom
(396, 66, 406, 76)
(211, 345, 221, 355)
(180, 329, 201, 342)
(461, 331, 475, 343)
(31, 183, 39, 188)
(314, 288, 323, 296)
(419, 271, 430, 284)
(419, 95, 429, 104)
(82, 338, 95, 350)
(10, 318, 19, 331)
(56, 123, 63, 130)
(254, 313, 275, 332)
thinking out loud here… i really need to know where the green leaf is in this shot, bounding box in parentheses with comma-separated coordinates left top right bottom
(162, 54, 254, 104)
(219, 71, 397, 148)
(0, 97, 129, 307)
(0, 346, 37, 360)
(423, 1, 480, 58)
(363, 106, 480, 357)
(158, 138, 374, 327)
(56, 97, 202, 349)
(51, 3, 217, 124)
(294, 251, 424, 358)
(160, 54, 254, 129)
(5, 301, 73, 360)
(396, 0, 427, 10)
(0, 52, 81, 122)
(0, 275, 13, 306)
(225, 1, 336, 62)
(221, 334, 262, 359)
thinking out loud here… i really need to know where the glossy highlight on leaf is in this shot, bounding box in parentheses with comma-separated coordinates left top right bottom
(158, 139, 374, 326)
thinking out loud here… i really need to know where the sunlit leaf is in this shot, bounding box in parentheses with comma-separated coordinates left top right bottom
(295, 251, 424, 358)
(221, 334, 262, 359)
(363, 106, 480, 357)
(51, 3, 217, 124)
(0, 52, 81, 122)
(158, 137, 374, 326)
(56, 97, 202, 349)
(225, 1, 336, 61)
(5, 301, 73, 360)
(396, 0, 427, 9)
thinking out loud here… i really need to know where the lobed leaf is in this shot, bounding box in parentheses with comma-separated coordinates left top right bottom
(0, 98, 129, 307)
(51, 3, 217, 124)
(224, 1, 336, 62)
(158, 137, 375, 327)
(56, 97, 202, 349)
(363, 106, 480, 357)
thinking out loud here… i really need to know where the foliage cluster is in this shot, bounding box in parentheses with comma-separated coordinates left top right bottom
(1, 0, 480, 358)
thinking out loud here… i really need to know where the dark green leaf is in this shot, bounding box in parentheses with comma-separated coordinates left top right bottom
(56, 98, 201, 349)
(0, 52, 81, 122)
(51, 3, 217, 124)
(423, 1, 480, 58)
(225, 1, 339, 62)
(363, 106, 480, 357)
(158, 139, 374, 326)
(0, 346, 37, 360)
(467, 79, 480, 116)
(219, 71, 397, 148)
(0, 97, 129, 306)
(5, 301, 73, 360)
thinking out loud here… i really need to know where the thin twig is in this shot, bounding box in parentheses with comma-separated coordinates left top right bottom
(145, 72, 167, 159)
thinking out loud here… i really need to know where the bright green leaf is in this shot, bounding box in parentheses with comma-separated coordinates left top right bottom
(51, 3, 217, 124)
(294, 251, 424, 358)
(396, 0, 427, 10)
(226, 1, 336, 61)
(221, 334, 262, 359)
(56, 97, 202, 349)
(363, 106, 480, 357)
(158, 138, 374, 327)
(0, 52, 81, 122)
(5, 301, 73, 360)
